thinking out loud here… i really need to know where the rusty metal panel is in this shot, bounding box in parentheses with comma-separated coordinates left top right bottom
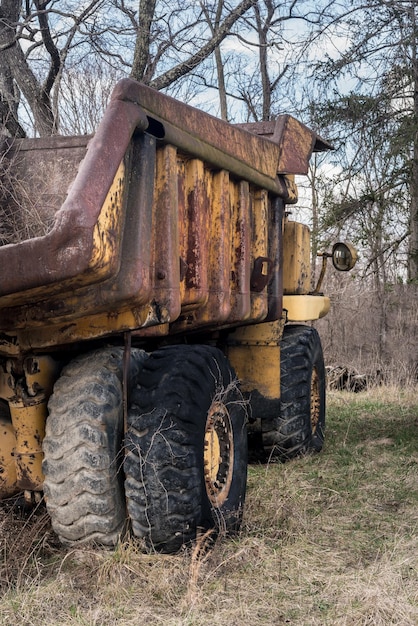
(235, 116, 333, 175)
(282, 220, 311, 295)
(194, 169, 232, 325)
(265, 197, 284, 321)
(0, 417, 18, 498)
(148, 144, 181, 323)
(0, 98, 148, 301)
(111, 79, 290, 196)
(171, 168, 233, 332)
(0, 158, 127, 312)
(0, 133, 157, 331)
(227, 180, 252, 323)
(177, 158, 210, 310)
(248, 188, 269, 322)
(170, 172, 277, 333)
(226, 320, 284, 399)
(1, 133, 187, 350)
(0, 78, 302, 351)
(273, 116, 317, 175)
(14, 309, 150, 351)
(9, 399, 46, 491)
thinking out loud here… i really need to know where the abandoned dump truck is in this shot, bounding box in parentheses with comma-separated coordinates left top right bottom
(0, 78, 356, 552)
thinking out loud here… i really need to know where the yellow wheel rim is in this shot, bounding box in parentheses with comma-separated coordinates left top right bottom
(203, 402, 234, 507)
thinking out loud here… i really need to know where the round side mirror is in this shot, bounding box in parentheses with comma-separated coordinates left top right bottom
(332, 242, 357, 271)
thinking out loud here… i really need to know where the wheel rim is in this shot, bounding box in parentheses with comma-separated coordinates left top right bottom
(203, 402, 234, 507)
(310, 367, 321, 434)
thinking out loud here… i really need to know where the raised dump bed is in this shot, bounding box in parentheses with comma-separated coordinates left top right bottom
(0, 78, 326, 352)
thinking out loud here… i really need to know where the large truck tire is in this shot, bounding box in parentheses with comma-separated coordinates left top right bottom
(42, 347, 148, 546)
(262, 325, 326, 460)
(124, 345, 248, 553)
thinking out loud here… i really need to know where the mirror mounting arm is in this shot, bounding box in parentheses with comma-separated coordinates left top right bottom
(312, 242, 357, 295)
(312, 253, 331, 295)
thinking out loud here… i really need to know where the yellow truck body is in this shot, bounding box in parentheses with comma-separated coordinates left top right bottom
(0, 79, 350, 551)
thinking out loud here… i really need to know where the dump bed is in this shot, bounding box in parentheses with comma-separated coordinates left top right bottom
(0, 79, 325, 354)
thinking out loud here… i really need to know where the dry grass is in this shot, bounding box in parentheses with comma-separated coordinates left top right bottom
(0, 144, 54, 245)
(0, 386, 417, 625)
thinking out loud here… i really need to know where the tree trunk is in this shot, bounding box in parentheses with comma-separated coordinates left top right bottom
(130, 0, 157, 82)
(254, 0, 272, 121)
(409, 21, 418, 281)
(202, 0, 229, 120)
(0, 0, 55, 136)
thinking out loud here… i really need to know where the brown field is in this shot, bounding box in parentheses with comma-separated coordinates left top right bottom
(1, 386, 417, 625)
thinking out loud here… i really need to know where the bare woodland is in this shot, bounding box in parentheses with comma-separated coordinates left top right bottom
(316, 276, 418, 386)
(0, 0, 417, 382)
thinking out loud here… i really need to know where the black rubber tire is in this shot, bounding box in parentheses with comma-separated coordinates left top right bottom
(42, 346, 148, 546)
(124, 344, 248, 553)
(262, 325, 326, 460)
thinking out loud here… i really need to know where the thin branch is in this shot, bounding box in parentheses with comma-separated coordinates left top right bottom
(150, 0, 258, 91)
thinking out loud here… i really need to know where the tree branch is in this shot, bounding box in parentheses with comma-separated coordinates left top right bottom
(150, 0, 258, 91)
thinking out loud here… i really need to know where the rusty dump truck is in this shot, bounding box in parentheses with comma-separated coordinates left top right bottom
(0, 79, 355, 552)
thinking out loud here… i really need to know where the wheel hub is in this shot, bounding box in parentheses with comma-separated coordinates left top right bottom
(203, 402, 234, 507)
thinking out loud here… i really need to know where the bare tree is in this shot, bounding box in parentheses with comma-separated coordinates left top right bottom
(58, 59, 121, 135)
(0, 0, 260, 137)
(310, 0, 418, 283)
(147, 0, 258, 91)
(311, 95, 410, 284)
(0, 0, 112, 136)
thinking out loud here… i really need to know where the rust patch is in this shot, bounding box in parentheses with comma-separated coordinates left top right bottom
(235, 116, 333, 174)
(0, 97, 148, 301)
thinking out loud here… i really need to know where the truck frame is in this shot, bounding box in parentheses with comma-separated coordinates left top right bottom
(0, 79, 355, 552)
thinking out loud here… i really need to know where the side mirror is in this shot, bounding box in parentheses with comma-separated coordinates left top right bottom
(331, 242, 357, 271)
(313, 242, 358, 294)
